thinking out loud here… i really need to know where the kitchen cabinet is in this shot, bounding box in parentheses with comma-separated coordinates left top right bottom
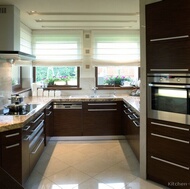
(53, 102, 82, 136)
(146, 0, 190, 72)
(45, 103, 53, 144)
(122, 102, 140, 160)
(147, 118, 190, 189)
(0, 128, 22, 184)
(83, 101, 122, 136)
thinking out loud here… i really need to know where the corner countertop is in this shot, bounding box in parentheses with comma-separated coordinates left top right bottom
(0, 95, 140, 132)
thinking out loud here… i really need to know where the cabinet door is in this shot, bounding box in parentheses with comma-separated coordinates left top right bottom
(83, 101, 122, 136)
(45, 103, 53, 144)
(147, 119, 190, 188)
(146, 0, 190, 72)
(53, 109, 82, 136)
(1, 129, 22, 184)
(122, 102, 140, 160)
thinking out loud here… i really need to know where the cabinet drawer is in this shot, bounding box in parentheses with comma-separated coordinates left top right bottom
(147, 154, 190, 189)
(1, 129, 21, 145)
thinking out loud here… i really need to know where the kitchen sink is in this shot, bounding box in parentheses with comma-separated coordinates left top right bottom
(89, 94, 116, 98)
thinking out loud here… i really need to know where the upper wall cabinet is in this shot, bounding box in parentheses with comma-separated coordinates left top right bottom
(146, 0, 190, 73)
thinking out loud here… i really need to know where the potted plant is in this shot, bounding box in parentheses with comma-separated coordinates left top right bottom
(104, 75, 127, 86)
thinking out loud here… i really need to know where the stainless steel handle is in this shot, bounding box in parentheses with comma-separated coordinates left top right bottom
(151, 156, 190, 170)
(6, 143, 20, 149)
(133, 113, 139, 119)
(150, 69, 189, 72)
(31, 138, 44, 154)
(46, 111, 52, 116)
(31, 120, 44, 133)
(151, 133, 190, 144)
(148, 83, 190, 88)
(123, 110, 129, 115)
(150, 35, 189, 42)
(47, 105, 52, 110)
(151, 122, 189, 131)
(128, 114, 135, 120)
(31, 112, 44, 124)
(133, 120, 140, 127)
(23, 125, 31, 131)
(123, 104, 128, 109)
(127, 108, 133, 113)
(88, 103, 117, 106)
(5, 132, 20, 138)
(88, 109, 117, 112)
(23, 135, 30, 141)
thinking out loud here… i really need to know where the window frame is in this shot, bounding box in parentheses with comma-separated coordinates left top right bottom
(12, 67, 22, 91)
(95, 67, 139, 89)
(33, 66, 81, 90)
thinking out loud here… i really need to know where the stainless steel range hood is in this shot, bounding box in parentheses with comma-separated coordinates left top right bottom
(0, 5, 35, 63)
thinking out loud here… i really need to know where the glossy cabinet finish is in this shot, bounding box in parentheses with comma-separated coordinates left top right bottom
(83, 101, 122, 136)
(122, 102, 140, 160)
(45, 103, 53, 144)
(147, 119, 190, 188)
(53, 108, 82, 136)
(146, 0, 190, 72)
(0, 129, 22, 184)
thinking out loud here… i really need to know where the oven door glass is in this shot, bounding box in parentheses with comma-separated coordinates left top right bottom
(151, 87, 189, 114)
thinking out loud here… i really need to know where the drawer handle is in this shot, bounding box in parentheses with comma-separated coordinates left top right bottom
(151, 156, 190, 170)
(6, 143, 20, 149)
(133, 120, 140, 127)
(46, 111, 52, 116)
(31, 138, 44, 154)
(123, 110, 129, 115)
(150, 35, 189, 42)
(88, 109, 117, 112)
(133, 113, 139, 119)
(23, 125, 31, 131)
(23, 135, 30, 141)
(151, 133, 190, 144)
(31, 112, 44, 124)
(47, 105, 52, 110)
(88, 103, 117, 106)
(123, 104, 128, 109)
(31, 120, 44, 133)
(127, 108, 133, 113)
(5, 132, 20, 138)
(128, 114, 135, 120)
(151, 122, 189, 131)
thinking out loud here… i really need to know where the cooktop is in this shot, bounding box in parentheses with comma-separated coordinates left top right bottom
(0, 104, 39, 116)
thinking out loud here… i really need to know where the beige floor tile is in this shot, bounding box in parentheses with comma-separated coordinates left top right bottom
(123, 178, 169, 189)
(94, 161, 138, 188)
(34, 156, 70, 177)
(73, 178, 113, 189)
(74, 155, 115, 177)
(25, 177, 62, 189)
(47, 167, 91, 187)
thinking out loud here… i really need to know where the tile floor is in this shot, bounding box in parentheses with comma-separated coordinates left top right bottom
(24, 140, 168, 189)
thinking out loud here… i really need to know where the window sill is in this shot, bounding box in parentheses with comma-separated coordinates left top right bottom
(44, 86, 82, 90)
(97, 86, 137, 90)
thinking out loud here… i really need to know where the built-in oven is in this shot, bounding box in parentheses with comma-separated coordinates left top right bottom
(147, 73, 190, 124)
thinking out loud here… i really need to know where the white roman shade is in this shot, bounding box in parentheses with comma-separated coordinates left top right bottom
(92, 30, 140, 66)
(32, 30, 83, 66)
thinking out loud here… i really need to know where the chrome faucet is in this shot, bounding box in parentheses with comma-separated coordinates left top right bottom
(92, 87, 98, 96)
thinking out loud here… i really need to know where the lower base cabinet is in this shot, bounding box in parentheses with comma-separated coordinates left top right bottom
(147, 119, 190, 189)
(83, 101, 122, 136)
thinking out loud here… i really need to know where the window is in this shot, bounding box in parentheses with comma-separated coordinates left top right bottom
(34, 66, 80, 88)
(12, 65, 22, 91)
(95, 66, 139, 88)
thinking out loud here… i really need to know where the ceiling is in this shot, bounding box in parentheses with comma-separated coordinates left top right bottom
(0, 0, 139, 30)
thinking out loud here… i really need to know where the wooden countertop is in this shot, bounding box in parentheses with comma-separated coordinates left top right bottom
(0, 95, 140, 132)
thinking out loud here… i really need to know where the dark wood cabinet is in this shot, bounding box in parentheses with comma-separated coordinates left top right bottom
(45, 103, 53, 144)
(0, 129, 22, 184)
(83, 101, 122, 136)
(53, 102, 82, 136)
(122, 102, 140, 160)
(147, 119, 190, 188)
(146, 0, 190, 72)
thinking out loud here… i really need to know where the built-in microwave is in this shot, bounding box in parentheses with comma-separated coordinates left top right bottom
(147, 73, 190, 125)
